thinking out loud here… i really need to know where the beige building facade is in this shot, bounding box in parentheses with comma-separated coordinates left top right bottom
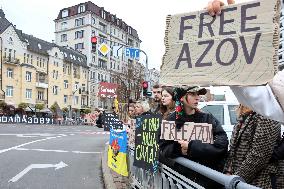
(0, 9, 89, 117)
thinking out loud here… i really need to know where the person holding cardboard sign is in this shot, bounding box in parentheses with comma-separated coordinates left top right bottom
(159, 86, 228, 188)
(206, 0, 284, 188)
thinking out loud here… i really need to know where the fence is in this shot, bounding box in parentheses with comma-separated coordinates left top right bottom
(128, 149, 261, 189)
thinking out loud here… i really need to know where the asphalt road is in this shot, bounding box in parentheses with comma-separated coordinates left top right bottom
(0, 124, 109, 189)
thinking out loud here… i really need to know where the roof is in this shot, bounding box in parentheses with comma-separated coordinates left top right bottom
(0, 9, 88, 68)
(0, 9, 11, 34)
(55, 1, 140, 40)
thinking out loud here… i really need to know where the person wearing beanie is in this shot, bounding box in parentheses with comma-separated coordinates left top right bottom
(159, 86, 228, 188)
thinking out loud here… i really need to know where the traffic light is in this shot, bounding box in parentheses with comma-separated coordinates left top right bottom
(142, 81, 148, 96)
(91, 36, 97, 52)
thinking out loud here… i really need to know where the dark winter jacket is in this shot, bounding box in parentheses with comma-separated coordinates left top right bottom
(159, 111, 228, 188)
(271, 135, 284, 162)
(224, 113, 280, 189)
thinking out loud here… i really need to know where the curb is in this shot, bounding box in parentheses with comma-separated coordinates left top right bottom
(101, 145, 117, 189)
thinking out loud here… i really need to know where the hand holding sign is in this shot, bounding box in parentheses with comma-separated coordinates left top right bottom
(178, 140, 189, 155)
(207, 0, 235, 16)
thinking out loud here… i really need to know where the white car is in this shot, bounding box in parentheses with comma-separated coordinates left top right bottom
(198, 101, 238, 140)
(198, 101, 284, 141)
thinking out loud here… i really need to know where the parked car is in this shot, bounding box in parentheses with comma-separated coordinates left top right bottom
(198, 101, 284, 141)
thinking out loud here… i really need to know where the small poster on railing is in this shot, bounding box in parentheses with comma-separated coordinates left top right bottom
(133, 114, 162, 173)
(103, 113, 124, 131)
(107, 129, 128, 176)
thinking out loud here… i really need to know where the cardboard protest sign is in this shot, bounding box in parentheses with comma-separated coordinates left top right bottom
(127, 119, 136, 150)
(160, 121, 213, 144)
(108, 129, 128, 176)
(118, 103, 128, 122)
(160, 0, 280, 86)
(103, 113, 123, 131)
(133, 114, 162, 173)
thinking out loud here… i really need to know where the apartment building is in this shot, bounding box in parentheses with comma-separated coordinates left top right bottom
(54, 1, 144, 110)
(0, 9, 89, 116)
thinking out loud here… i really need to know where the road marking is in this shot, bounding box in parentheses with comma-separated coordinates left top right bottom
(9, 161, 68, 182)
(0, 135, 65, 154)
(72, 151, 102, 154)
(15, 148, 102, 154)
(16, 148, 69, 153)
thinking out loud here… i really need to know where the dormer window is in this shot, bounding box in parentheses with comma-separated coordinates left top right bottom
(38, 43, 42, 49)
(78, 5, 85, 13)
(62, 9, 68, 18)
(101, 10, 106, 19)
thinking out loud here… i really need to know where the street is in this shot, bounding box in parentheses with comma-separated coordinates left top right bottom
(0, 124, 109, 189)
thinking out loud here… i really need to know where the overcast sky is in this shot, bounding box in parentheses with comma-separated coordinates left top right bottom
(1, 0, 249, 70)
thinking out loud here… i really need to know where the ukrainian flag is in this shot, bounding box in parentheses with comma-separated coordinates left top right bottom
(107, 129, 128, 176)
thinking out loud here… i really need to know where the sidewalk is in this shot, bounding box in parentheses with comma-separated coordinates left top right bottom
(101, 145, 130, 189)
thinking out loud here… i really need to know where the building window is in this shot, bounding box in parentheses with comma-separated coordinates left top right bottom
(61, 22, 67, 30)
(64, 80, 69, 89)
(75, 43, 84, 50)
(62, 9, 68, 18)
(6, 86, 13, 97)
(63, 63, 66, 73)
(92, 17, 96, 25)
(26, 71, 32, 82)
(75, 30, 84, 39)
(75, 82, 79, 91)
(74, 96, 79, 105)
(81, 97, 86, 106)
(38, 91, 43, 100)
(82, 84, 86, 92)
(92, 30, 96, 37)
(64, 95, 68, 104)
(75, 18, 85, 26)
(53, 86, 58, 95)
(78, 5, 85, 13)
(61, 34, 67, 42)
(101, 10, 106, 19)
(99, 22, 107, 33)
(26, 89, 32, 99)
(7, 68, 13, 78)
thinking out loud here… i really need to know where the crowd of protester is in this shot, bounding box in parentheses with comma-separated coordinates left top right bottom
(103, 1, 284, 188)
(121, 82, 284, 189)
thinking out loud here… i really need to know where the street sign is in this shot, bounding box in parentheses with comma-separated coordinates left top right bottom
(98, 43, 110, 56)
(112, 45, 123, 57)
(125, 48, 140, 59)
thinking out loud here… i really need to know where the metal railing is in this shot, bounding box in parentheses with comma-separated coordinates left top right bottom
(128, 149, 261, 189)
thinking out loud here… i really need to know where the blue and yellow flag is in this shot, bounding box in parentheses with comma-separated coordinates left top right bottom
(107, 129, 128, 176)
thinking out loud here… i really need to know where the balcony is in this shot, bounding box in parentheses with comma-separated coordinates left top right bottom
(4, 57, 20, 65)
(36, 82, 48, 89)
(81, 90, 89, 96)
(36, 99, 47, 104)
